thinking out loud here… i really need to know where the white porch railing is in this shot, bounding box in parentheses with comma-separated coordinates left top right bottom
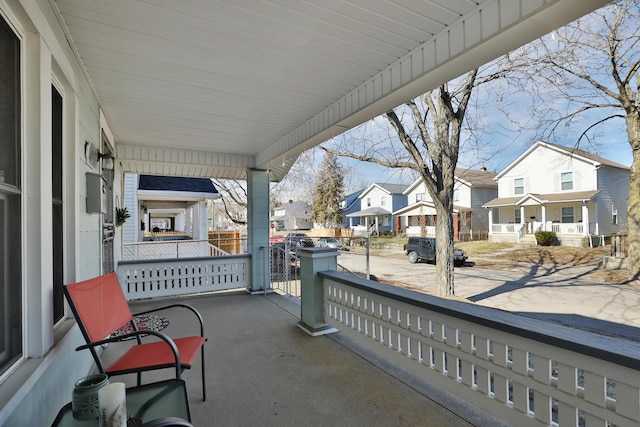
(123, 239, 229, 260)
(550, 223, 584, 235)
(491, 223, 526, 234)
(116, 255, 250, 300)
(405, 225, 436, 236)
(491, 223, 527, 243)
(319, 271, 640, 427)
(492, 223, 586, 235)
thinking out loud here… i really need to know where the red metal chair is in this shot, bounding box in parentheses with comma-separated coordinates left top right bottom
(64, 272, 207, 400)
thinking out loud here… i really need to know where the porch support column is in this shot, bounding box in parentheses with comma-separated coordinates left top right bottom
(487, 208, 493, 236)
(541, 206, 547, 231)
(298, 248, 339, 336)
(247, 169, 270, 293)
(197, 200, 208, 240)
(582, 202, 589, 235)
(185, 207, 192, 237)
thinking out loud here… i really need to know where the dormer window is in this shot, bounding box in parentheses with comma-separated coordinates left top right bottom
(561, 172, 573, 191)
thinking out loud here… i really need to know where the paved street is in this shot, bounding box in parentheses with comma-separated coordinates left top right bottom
(338, 252, 640, 341)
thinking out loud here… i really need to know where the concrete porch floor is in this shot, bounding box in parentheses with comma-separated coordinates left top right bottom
(100, 290, 506, 427)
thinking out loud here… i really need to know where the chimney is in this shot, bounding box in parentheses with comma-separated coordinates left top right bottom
(288, 200, 293, 204)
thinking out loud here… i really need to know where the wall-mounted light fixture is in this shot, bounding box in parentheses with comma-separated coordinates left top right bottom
(84, 141, 115, 169)
(141, 203, 148, 214)
(98, 150, 114, 170)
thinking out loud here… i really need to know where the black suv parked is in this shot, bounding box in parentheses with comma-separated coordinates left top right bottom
(404, 237, 467, 266)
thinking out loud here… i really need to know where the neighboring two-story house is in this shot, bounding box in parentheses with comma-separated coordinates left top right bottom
(270, 200, 313, 231)
(483, 141, 629, 247)
(345, 183, 408, 235)
(340, 189, 364, 228)
(394, 168, 498, 241)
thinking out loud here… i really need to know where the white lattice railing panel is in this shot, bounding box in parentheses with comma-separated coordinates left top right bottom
(117, 255, 250, 300)
(123, 239, 229, 260)
(320, 271, 640, 427)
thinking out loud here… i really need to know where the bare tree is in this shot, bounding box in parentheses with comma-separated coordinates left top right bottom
(325, 70, 478, 296)
(211, 179, 248, 226)
(271, 150, 318, 204)
(515, 0, 640, 279)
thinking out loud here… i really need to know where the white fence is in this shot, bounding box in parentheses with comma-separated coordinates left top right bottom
(123, 239, 229, 260)
(117, 255, 250, 300)
(404, 225, 436, 236)
(320, 271, 640, 427)
(491, 223, 526, 234)
(550, 223, 585, 235)
(492, 223, 587, 235)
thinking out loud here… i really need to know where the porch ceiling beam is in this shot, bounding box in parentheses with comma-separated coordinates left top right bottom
(117, 144, 252, 180)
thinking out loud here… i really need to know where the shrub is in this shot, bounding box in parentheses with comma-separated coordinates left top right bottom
(535, 231, 558, 246)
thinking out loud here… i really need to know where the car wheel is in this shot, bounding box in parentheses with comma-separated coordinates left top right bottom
(407, 251, 418, 263)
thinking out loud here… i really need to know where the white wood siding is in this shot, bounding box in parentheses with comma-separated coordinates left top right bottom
(406, 183, 433, 205)
(361, 187, 390, 209)
(498, 145, 597, 197)
(454, 181, 473, 208)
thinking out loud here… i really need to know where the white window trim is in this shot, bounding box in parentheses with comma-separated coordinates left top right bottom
(561, 171, 573, 191)
(514, 177, 524, 195)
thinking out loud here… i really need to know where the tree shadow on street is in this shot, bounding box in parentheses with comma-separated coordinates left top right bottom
(467, 261, 600, 302)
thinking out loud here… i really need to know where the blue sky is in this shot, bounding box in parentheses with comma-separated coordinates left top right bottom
(314, 2, 637, 191)
(333, 124, 633, 190)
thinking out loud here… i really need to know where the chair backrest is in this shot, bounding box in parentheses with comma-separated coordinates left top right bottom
(64, 272, 133, 343)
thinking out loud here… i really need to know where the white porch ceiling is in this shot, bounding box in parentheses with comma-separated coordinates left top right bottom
(52, 0, 610, 181)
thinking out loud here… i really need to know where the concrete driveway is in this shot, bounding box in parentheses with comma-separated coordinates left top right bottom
(342, 252, 640, 341)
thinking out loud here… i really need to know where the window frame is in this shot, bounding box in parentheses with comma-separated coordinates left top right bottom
(561, 172, 573, 191)
(0, 13, 22, 377)
(561, 207, 574, 223)
(514, 177, 524, 195)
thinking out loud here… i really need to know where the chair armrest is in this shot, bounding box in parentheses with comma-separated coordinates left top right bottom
(133, 304, 205, 337)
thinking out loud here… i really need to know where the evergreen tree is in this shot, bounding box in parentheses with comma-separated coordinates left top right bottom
(310, 152, 344, 228)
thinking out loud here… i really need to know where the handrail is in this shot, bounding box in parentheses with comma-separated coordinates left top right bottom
(318, 270, 640, 426)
